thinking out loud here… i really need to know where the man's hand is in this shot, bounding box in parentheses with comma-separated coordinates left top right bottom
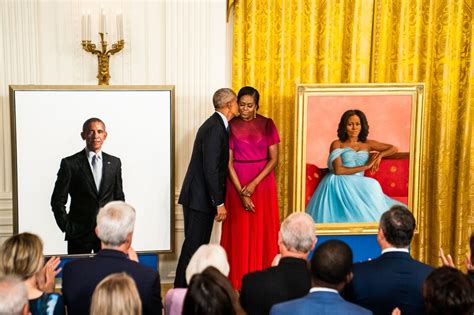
(215, 205, 227, 222)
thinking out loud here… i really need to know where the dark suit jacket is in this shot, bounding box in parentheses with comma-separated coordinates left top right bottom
(51, 149, 125, 240)
(178, 112, 229, 213)
(270, 291, 372, 315)
(62, 249, 162, 315)
(240, 257, 312, 315)
(345, 251, 434, 315)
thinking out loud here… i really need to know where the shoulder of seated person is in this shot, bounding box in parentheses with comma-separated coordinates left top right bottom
(330, 140, 342, 150)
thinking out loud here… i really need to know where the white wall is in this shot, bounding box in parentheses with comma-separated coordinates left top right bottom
(0, 0, 233, 282)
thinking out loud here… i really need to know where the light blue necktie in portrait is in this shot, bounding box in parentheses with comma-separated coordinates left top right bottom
(91, 154, 102, 191)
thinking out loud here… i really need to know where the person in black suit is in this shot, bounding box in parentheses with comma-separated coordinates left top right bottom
(240, 213, 317, 315)
(345, 205, 434, 315)
(51, 117, 125, 254)
(174, 88, 240, 288)
(62, 201, 162, 315)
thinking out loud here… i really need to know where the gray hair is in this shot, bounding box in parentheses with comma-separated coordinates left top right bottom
(281, 212, 316, 253)
(0, 276, 28, 315)
(185, 244, 230, 284)
(212, 88, 236, 109)
(97, 201, 136, 247)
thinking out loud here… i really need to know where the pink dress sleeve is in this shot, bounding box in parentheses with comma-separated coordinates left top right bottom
(266, 118, 280, 146)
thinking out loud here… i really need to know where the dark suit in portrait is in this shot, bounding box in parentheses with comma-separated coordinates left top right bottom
(51, 118, 125, 254)
(240, 257, 312, 315)
(271, 291, 372, 315)
(62, 249, 162, 315)
(174, 111, 230, 287)
(345, 251, 434, 315)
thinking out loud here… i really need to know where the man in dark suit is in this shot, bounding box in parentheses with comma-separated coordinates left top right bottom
(62, 201, 162, 315)
(51, 117, 125, 254)
(174, 88, 239, 288)
(345, 205, 434, 315)
(240, 213, 317, 315)
(271, 240, 372, 315)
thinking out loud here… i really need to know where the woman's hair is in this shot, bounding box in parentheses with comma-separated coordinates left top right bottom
(237, 86, 260, 110)
(185, 244, 230, 284)
(337, 109, 369, 142)
(423, 266, 474, 315)
(90, 272, 142, 315)
(0, 233, 44, 280)
(182, 266, 244, 315)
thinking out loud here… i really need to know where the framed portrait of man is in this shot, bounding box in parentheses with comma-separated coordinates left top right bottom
(292, 84, 425, 234)
(10, 85, 175, 255)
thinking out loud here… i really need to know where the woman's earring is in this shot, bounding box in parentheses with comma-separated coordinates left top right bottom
(254, 111, 257, 119)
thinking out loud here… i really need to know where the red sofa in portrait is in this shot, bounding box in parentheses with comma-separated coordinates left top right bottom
(305, 153, 409, 208)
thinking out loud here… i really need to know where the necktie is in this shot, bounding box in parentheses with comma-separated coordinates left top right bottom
(91, 154, 102, 191)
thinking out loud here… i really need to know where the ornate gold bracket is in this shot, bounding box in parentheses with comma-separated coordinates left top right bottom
(81, 33, 124, 85)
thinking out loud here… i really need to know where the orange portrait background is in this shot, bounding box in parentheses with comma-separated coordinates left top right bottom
(306, 95, 412, 167)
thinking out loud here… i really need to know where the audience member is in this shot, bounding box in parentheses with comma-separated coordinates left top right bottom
(165, 244, 230, 315)
(270, 240, 371, 315)
(182, 266, 245, 315)
(0, 276, 29, 315)
(345, 205, 433, 315)
(423, 266, 474, 315)
(90, 272, 142, 315)
(240, 212, 316, 315)
(62, 201, 162, 315)
(440, 233, 474, 281)
(0, 233, 64, 315)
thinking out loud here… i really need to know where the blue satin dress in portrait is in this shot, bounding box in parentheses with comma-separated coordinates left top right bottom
(306, 148, 403, 223)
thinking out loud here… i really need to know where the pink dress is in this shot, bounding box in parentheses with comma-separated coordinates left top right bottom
(221, 114, 280, 290)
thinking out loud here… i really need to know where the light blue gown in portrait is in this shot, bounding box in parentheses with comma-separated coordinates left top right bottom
(306, 148, 404, 223)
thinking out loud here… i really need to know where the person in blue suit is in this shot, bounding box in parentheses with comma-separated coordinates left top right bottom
(345, 205, 434, 315)
(306, 109, 402, 223)
(270, 239, 371, 315)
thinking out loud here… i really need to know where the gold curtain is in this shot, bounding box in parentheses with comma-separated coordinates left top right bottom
(231, 0, 473, 268)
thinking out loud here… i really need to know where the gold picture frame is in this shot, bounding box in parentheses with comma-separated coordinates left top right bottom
(292, 83, 425, 235)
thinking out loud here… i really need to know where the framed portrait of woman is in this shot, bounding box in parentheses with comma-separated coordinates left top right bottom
(292, 84, 425, 235)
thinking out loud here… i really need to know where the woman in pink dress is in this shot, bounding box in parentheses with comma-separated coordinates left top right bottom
(221, 86, 280, 290)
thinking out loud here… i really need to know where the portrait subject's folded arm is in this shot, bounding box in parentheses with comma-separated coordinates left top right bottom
(50, 159, 71, 232)
(202, 127, 225, 206)
(114, 158, 125, 201)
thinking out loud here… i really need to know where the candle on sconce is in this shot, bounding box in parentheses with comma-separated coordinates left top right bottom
(116, 11, 123, 40)
(104, 13, 108, 35)
(99, 8, 104, 34)
(87, 12, 91, 40)
(81, 12, 86, 40)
